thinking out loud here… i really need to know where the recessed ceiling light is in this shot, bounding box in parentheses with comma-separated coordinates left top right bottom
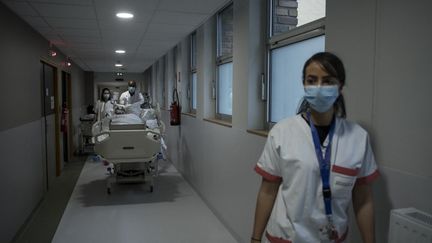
(115, 63, 123, 67)
(115, 50, 126, 54)
(116, 12, 134, 19)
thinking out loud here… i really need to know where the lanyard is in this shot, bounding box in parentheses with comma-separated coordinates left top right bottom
(307, 112, 336, 218)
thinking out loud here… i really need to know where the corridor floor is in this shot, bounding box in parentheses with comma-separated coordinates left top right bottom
(15, 157, 238, 243)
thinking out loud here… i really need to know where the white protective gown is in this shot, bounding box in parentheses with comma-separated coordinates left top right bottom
(255, 114, 379, 243)
(119, 90, 144, 106)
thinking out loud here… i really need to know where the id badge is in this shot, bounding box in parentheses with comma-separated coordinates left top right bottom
(319, 224, 338, 241)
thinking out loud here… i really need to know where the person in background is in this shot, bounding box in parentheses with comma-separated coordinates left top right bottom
(95, 88, 114, 121)
(119, 80, 144, 106)
(251, 52, 379, 243)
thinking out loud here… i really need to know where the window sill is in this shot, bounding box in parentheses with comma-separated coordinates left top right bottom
(203, 118, 232, 128)
(246, 129, 269, 138)
(182, 112, 196, 118)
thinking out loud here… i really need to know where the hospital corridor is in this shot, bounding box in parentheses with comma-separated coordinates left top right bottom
(1, 0, 431, 243)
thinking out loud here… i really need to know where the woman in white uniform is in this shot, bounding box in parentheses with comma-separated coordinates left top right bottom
(95, 88, 114, 121)
(251, 52, 379, 243)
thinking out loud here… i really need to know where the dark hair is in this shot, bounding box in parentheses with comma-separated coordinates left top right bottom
(128, 80, 136, 87)
(297, 52, 347, 118)
(100, 88, 111, 101)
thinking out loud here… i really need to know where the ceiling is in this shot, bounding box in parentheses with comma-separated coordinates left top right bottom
(1, 0, 229, 72)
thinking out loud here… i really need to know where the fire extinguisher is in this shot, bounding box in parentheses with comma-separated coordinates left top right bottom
(170, 88, 181, 126)
(61, 104, 69, 133)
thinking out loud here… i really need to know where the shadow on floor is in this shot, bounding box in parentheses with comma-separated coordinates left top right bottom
(77, 173, 184, 207)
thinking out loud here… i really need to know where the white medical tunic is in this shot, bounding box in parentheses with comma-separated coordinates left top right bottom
(119, 91, 144, 106)
(255, 115, 379, 243)
(95, 100, 114, 120)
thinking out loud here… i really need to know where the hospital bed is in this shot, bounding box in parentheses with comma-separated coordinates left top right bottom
(92, 111, 164, 194)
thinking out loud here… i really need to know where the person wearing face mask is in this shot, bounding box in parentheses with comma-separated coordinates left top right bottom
(95, 88, 114, 121)
(119, 80, 144, 107)
(251, 52, 379, 243)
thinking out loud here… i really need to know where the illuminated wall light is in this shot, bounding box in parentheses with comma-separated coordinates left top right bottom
(116, 12, 134, 19)
(65, 57, 72, 67)
(115, 63, 123, 67)
(48, 42, 56, 57)
(115, 50, 126, 54)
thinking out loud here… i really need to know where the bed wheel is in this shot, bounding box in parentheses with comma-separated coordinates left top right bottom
(150, 186, 153, 193)
(107, 188, 111, 194)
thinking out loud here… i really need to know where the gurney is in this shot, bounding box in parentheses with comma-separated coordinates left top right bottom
(92, 111, 165, 194)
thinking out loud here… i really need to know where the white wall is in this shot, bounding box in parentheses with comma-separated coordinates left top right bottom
(327, 0, 432, 242)
(0, 2, 87, 242)
(148, 1, 267, 242)
(146, 0, 432, 242)
(0, 120, 45, 243)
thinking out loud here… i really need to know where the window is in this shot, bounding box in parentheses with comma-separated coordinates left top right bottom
(216, 3, 233, 119)
(190, 32, 197, 112)
(268, 0, 326, 124)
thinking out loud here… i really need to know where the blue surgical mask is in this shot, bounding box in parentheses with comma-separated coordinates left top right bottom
(128, 87, 136, 94)
(304, 85, 339, 113)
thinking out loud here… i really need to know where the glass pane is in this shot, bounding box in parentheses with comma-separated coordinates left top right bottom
(272, 0, 326, 36)
(217, 62, 233, 115)
(218, 4, 233, 57)
(192, 72, 197, 110)
(270, 35, 325, 122)
(191, 33, 197, 69)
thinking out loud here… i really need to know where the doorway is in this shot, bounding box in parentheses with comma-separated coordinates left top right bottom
(61, 71, 72, 163)
(41, 61, 60, 190)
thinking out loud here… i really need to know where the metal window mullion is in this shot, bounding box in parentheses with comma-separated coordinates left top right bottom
(269, 18, 325, 49)
(217, 56, 233, 65)
(271, 29, 325, 50)
(266, 46, 271, 127)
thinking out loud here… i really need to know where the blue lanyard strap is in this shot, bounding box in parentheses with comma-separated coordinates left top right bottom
(307, 112, 336, 217)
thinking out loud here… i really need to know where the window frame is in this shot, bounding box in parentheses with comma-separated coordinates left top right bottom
(215, 2, 234, 121)
(190, 32, 197, 113)
(266, 0, 326, 128)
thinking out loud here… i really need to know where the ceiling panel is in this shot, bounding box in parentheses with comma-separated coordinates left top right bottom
(31, 2, 96, 19)
(26, 0, 93, 5)
(158, 0, 228, 14)
(73, 49, 106, 56)
(1, 0, 231, 72)
(70, 43, 104, 50)
(63, 36, 102, 44)
(139, 39, 179, 49)
(57, 28, 100, 38)
(146, 23, 193, 34)
(45, 17, 98, 29)
(142, 32, 186, 41)
(2, 1, 38, 16)
(22, 16, 49, 28)
(94, 0, 158, 21)
(151, 11, 208, 26)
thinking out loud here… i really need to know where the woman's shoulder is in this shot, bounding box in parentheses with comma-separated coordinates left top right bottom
(270, 115, 303, 135)
(337, 118, 369, 137)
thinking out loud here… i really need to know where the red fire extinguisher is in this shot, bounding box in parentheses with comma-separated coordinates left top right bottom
(61, 104, 69, 133)
(170, 88, 181, 126)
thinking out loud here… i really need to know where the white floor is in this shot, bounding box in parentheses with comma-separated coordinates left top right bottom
(52, 158, 238, 243)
